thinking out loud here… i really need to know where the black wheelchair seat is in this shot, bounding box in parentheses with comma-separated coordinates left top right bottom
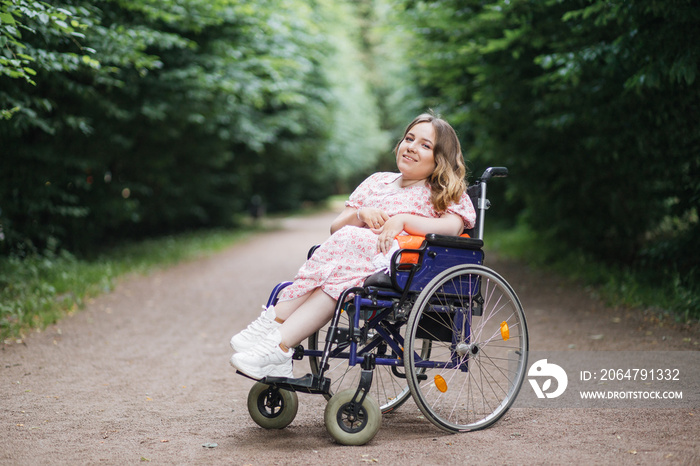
(363, 270, 393, 288)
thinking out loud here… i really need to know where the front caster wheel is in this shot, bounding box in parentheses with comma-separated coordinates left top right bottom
(247, 382, 298, 429)
(324, 388, 381, 445)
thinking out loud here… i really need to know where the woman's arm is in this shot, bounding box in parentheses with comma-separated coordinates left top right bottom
(374, 213, 464, 253)
(330, 206, 389, 234)
(330, 207, 363, 234)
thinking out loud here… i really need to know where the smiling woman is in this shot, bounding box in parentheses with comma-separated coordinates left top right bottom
(396, 121, 436, 184)
(394, 114, 467, 214)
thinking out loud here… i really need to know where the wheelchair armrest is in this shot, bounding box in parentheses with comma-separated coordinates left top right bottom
(424, 234, 484, 250)
(307, 244, 320, 259)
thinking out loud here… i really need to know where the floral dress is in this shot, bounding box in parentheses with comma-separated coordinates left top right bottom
(278, 172, 476, 301)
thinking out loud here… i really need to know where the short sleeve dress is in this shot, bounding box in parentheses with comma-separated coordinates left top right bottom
(277, 172, 476, 301)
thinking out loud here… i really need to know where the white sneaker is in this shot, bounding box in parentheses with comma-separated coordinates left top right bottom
(230, 306, 281, 352)
(229, 329, 293, 380)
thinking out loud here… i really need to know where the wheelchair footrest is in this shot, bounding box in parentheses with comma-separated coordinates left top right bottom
(261, 373, 331, 395)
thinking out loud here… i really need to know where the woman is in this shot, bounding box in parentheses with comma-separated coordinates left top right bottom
(230, 112, 476, 380)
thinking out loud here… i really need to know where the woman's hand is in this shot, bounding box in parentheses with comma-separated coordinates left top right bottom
(373, 213, 464, 254)
(375, 215, 406, 254)
(358, 207, 389, 231)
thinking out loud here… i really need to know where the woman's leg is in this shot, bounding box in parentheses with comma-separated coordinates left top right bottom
(273, 292, 313, 321)
(230, 291, 313, 352)
(230, 288, 335, 380)
(277, 288, 336, 348)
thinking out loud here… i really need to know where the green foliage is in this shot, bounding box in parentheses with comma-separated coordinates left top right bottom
(487, 221, 700, 322)
(0, 250, 108, 339)
(0, 0, 88, 85)
(0, 0, 391, 256)
(319, 2, 390, 182)
(399, 0, 699, 313)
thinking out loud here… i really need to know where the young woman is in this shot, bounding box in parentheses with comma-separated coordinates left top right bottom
(230, 113, 476, 380)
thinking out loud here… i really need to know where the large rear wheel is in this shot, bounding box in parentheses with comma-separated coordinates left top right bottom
(404, 265, 528, 432)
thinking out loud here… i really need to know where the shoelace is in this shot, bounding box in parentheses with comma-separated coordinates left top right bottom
(246, 308, 272, 333)
(245, 334, 281, 359)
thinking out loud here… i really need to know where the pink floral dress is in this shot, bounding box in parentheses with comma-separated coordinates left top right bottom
(278, 172, 476, 301)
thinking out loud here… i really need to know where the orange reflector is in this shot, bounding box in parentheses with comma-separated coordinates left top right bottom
(500, 321, 510, 341)
(434, 375, 447, 393)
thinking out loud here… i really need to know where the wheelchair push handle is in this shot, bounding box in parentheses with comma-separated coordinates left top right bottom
(480, 167, 508, 182)
(472, 166, 507, 241)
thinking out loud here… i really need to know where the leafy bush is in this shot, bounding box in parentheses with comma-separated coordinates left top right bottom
(400, 0, 699, 304)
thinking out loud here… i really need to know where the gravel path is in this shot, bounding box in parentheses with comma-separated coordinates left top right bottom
(2, 210, 698, 465)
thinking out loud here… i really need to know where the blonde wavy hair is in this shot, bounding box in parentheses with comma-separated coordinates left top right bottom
(395, 113, 467, 212)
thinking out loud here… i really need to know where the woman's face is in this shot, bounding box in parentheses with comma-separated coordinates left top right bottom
(396, 121, 436, 183)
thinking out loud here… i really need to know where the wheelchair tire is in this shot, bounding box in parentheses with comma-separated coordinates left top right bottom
(308, 311, 429, 414)
(247, 382, 298, 429)
(404, 264, 528, 433)
(324, 388, 381, 445)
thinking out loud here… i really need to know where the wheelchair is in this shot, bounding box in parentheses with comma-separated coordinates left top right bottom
(238, 167, 529, 445)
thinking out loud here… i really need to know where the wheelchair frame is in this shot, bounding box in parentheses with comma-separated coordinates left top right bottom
(238, 167, 529, 445)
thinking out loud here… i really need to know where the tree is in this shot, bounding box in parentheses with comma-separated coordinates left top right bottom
(1, 0, 393, 255)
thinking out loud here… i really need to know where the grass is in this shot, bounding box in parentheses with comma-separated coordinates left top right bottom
(0, 227, 258, 343)
(485, 221, 700, 324)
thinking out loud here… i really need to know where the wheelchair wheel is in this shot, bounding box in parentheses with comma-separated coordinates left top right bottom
(324, 388, 381, 445)
(308, 310, 429, 413)
(247, 382, 298, 429)
(404, 264, 528, 433)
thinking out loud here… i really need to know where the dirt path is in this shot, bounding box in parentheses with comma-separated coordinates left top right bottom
(2, 210, 698, 465)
